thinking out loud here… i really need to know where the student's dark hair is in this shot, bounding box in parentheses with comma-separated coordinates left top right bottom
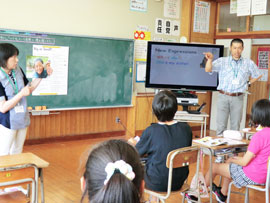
(230, 38, 244, 47)
(152, 90, 177, 122)
(0, 43, 19, 69)
(81, 139, 143, 203)
(251, 99, 270, 127)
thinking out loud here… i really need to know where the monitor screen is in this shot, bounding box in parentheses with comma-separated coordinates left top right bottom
(145, 41, 224, 91)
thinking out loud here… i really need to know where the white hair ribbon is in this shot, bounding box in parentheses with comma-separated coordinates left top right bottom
(104, 160, 135, 185)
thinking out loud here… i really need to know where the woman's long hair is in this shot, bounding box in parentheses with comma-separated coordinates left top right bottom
(81, 139, 143, 203)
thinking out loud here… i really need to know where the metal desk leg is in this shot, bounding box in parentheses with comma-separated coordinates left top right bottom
(209, 149, 213, 203)
(200, 122, 203, 138)
(34, 167, 39, 203)
(39, 168, 45, 203)
(204, 117, 207, 138)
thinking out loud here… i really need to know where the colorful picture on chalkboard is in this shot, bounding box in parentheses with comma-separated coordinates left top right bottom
(30, 45, 69, 96)
(26, 56, 52, 79)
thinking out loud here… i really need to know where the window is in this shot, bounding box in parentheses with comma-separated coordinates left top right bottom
(218, 3, 246, 33)
(250, 15, 270, 31)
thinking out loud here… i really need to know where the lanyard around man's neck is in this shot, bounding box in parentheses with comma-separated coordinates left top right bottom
(0, 67, 19, 94)
(229, 56, 242, 79)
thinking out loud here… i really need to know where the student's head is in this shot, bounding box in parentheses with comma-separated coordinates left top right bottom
(81, 139, 144, 203)
(34, 58, 44, 74)
(230, 38, 244, 60)
(152, 90, 177, 122)
(0, 43, 19, 70)
(251, 99, 270, 127)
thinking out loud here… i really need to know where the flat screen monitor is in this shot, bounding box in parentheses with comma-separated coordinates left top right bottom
(145, 41, 224, 91)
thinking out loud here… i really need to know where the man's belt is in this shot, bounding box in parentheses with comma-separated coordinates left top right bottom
(219, 90, 243, 97)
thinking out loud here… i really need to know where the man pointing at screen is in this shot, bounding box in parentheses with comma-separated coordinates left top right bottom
(204, 38, 262, 136)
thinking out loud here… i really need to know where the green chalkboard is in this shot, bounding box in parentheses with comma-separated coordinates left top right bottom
(0, 29, 134, 109)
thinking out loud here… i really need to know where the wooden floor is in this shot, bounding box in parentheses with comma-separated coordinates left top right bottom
(21, 134, 266, 203)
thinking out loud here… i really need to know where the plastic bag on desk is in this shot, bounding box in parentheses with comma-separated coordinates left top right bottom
(189, 171, 209, 198)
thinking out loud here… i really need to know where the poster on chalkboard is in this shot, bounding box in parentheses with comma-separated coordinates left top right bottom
(31, 45, 69, 95)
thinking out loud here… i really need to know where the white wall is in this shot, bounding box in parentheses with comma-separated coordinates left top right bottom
(1, 0, 172, 39)
(210, 39, 252, 133)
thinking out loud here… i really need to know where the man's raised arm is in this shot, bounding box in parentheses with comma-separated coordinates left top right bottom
(203, 52, 214, 72)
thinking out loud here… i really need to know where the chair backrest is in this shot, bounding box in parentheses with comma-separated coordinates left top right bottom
(265, 157, 270, 189)
(166, 146, 200, 168)
(144, 145, 201, 202)
(165, 146, 200, 196)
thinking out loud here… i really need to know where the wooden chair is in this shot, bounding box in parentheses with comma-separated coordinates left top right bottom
(227, 157, 270, 203)
(0, 153, 49, 203)
(144, 146, 201, 203)
(0, 164, 38, 203)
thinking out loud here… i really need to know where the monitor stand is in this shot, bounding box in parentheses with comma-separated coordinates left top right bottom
(179, 103, 199, 112)
(180, 103, 193, 111)
(171, 90, 198, 109)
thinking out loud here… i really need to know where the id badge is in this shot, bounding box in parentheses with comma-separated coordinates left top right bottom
(15, 105, 25, 113)
(232, 79, 239, 85)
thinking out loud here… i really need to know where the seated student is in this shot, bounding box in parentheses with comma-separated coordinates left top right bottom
(80, 139, 144, 203)
(32, 58, 53, 78)
(129, 90, 193, 194)
(205, 99, 270, 203)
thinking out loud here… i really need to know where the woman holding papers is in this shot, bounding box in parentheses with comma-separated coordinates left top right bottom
(0, 43, 41, 155)
(205, 99, 270, 203)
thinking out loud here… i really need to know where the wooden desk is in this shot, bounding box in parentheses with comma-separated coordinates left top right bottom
(174, 111, 209, 138)
(193, 137, 249, 203)
(0, 153, 49, 203)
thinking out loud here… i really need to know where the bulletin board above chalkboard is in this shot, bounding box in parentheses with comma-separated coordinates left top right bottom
(0, 29, 134, 110)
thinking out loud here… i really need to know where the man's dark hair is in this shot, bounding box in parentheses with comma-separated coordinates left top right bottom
(230, 38, 244, 47)
(152, 90, 178, 122)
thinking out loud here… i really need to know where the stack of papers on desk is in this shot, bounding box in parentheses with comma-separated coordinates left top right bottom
(193, 137, 246, 147)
